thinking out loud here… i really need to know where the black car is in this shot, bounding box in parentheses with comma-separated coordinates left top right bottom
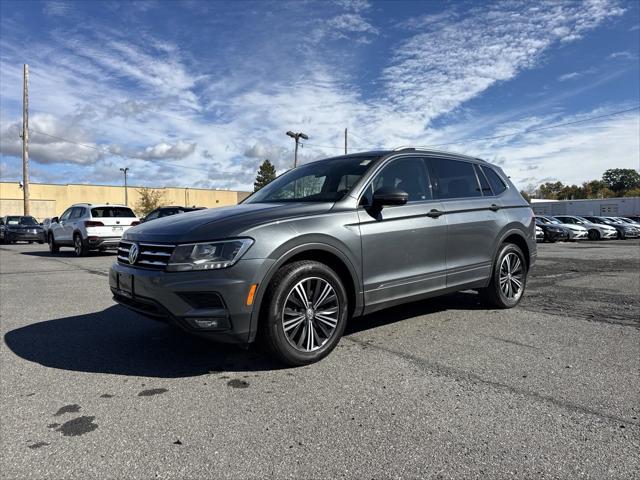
(141, 206, 205, 223)
(0, 215, 45, 244)
(535, 217, 566, 242)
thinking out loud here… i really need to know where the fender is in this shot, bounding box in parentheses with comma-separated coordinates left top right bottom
(247, 241, 363, 343)
(490, 224, 534, 280)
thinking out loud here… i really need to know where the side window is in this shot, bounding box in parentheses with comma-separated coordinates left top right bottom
(429, 158, 482, 199)
(70, 207, 84, 219)
(59, 209, 72, 221)
(145, 210, 160, 221)
(365, 157, 431, 205)
(481, 166, 507, 195)
(474, 164, 493, 196)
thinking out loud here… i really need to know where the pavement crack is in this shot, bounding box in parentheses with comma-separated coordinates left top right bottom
(344, 335, 638, 428)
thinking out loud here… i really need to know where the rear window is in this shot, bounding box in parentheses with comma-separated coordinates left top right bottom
(430, 158, 482, 199)
(481, 166, 507, 195)
(91, 207, 136, 218)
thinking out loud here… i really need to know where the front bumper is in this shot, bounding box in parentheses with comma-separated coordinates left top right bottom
(6, 231, 45, 242)
(109, 258, 274, 344)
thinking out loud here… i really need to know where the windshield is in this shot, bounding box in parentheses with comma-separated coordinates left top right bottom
(547, 217, 562, 224)
(19, 216, 38, 225)
(91, 207, 136, 218)
(244, 156, 379, 204)
(536, 217, 550, 224)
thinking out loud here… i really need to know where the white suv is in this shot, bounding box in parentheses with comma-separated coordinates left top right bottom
(48, 204, 139, 256)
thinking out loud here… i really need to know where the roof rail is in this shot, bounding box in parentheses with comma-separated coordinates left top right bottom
(392, 146, 416, 151)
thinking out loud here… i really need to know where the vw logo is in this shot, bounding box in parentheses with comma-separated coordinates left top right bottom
(128, 243, 139, 264)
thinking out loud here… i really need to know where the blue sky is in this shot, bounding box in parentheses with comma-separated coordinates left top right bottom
(1, 0, 638, 192)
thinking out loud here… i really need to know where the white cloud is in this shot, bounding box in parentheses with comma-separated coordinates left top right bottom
(558, 72, 581, 81)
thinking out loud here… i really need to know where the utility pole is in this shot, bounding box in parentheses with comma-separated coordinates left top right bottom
(286, 131, 308, 168)
(119, 167, 129, 205)
(21, 64, 30, 216)
(344, 128, 347, 155)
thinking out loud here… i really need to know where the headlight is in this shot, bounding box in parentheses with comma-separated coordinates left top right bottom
(166, 238, 253, 272)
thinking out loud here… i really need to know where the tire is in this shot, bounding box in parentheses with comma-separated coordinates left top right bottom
(617, 230, 625, 240)
(479, 243, 528, 309)
(260, 260, 349, 366)
(73, 233, 89, 257)
(588, 229, 600, 241)
(48, 233, 60, 253)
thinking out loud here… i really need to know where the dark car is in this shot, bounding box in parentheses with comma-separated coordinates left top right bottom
(582, 215, 637, 240)
(0, 215, 45, 244)
(110, 148, 536, 366)
(141, 206, 205, 223)
(534, 217, 566, 242)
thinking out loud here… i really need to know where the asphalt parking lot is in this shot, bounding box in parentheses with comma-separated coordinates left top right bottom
(1, 240, 639, 479)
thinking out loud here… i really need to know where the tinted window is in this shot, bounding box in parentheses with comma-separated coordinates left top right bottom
(91, 207, 136, 218)
(19, 216, 38, 225)
(481, 166, 507, 195)
(366, 157, 431, 204)
(474, 164, 493, 196)
(159, 208, 179, 218)
(6, 216, 21, 225)
(70, 207, 84, 219)
(145, 210, 160, 221)
(59, 209, 72, 221)
(246, 156, 378, 203)
(430, 159, 481, 199)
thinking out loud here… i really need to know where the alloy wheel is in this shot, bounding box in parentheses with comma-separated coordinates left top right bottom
(74, 236, 82, 255)
(499, 252, 524, 301)
(282, 277, 339, 352)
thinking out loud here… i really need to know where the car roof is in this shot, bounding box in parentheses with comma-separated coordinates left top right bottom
(318, 148, 488, 164)
(71, 203, 130, 208)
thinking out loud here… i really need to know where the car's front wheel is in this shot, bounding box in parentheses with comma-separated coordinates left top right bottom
(480, 243, 527, 309)
(260, 260, 348, 366)
(588, 229, 600, 241)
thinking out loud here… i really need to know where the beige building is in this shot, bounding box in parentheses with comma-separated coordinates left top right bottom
(0, 182, 251, 220)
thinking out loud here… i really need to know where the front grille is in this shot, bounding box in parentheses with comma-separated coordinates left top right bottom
(117, 241, 175, 270)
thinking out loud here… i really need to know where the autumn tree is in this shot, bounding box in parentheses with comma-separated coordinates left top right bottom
(254, 159, 277, 192)
(136, 187, 165, 217)
(602, 168, 640, 195)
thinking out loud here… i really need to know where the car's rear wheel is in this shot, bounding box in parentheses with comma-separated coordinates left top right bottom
(48, 233, 59, 253)
(588, 229, 600, 241)
(73, 233, 89, 257)
(260, 260, 348, 366)
(480, 243, 527, 309)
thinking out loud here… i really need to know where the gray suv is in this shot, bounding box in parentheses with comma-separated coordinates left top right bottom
(110, 148, 536, 365)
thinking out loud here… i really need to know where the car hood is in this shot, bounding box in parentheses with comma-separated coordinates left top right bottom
(123, 202, 334, 243)
(562, 223, 587, 232)
(6, 224, 42, 230)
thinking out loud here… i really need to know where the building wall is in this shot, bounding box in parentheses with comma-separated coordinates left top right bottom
(0, 182, 251, 220)
(531, 197, 640, 216)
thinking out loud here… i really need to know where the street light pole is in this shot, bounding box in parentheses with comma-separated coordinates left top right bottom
(119, 167, 129, 205)
(286, 131, 309, 168)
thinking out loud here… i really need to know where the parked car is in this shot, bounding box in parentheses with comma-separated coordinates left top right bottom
(624, 215, 640, 223)
(48, 204, 139, 256)
(603, 217, 640, 238)
(110, 148, 536, 366)
(0, 215, 45, 244)
(141, 206, 205, 223)
(535, 225, 544, 242)
(553, 215, 617, 240)
(41, 217, 53, 236)
(582, 215, 638, 240)
(538, 215, 588, 241)
(535, 216, 566, 242)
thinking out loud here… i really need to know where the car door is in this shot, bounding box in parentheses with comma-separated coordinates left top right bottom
(55, 208, 73, 242)
(427, 158, 506, 288)
(67, 207, 84, 239)
(357, 156, 447, 312)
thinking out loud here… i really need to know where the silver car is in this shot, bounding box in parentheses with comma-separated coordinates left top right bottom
(110, 148, 536, 365)
(554, 215, 617, 240)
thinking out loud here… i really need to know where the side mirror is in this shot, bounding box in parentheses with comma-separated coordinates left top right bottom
(372, 186, 408, 208)
(51, 217, 59, 223)
(140, 217, 146, 223)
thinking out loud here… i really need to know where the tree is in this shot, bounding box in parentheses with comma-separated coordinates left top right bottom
(602, 168, 640, 195)
(254, 159, 277, 192)
(519, 190, 531, 203)
(136, 187, 165, 217)
(624, 187, 640, 197)
(538, 181, 565, 199)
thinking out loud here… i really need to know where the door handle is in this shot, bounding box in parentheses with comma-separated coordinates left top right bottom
(490, 204, 501, 211)
(427, 209, 444, 218)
